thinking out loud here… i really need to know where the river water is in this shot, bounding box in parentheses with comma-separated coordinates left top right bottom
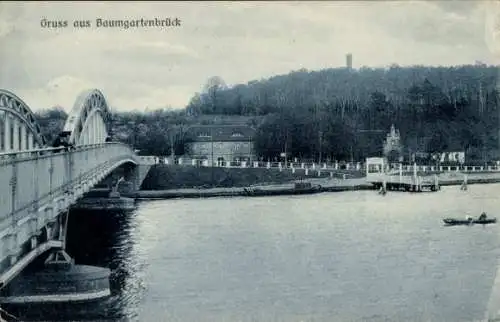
(9, 184, 500, 321)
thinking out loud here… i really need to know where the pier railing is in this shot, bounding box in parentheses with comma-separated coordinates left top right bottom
(139, 156, 500, 179)
(138, 156, 500, 174)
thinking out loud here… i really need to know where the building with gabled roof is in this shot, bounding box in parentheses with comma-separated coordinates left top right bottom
(184, 124, 256, 165)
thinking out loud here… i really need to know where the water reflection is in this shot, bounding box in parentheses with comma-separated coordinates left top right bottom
(4, 184, 500, 321)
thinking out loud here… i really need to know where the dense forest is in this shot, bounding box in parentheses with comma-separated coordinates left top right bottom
(36, 64, 500, 163)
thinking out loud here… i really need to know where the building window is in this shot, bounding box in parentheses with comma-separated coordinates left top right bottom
(232, 143, 242, 151)
(198, 132, 210, 137)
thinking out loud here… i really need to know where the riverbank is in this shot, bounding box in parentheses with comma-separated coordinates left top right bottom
(134, 171, 500, 200)
(136, 177, 373, 199)
(140, 164, 364, 190)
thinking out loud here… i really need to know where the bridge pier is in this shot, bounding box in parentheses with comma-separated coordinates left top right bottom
(0, 205, 112, 305)
(0, 199, 73, 288)
(70, 163, 150, 211)
(102, 163, 149, 195)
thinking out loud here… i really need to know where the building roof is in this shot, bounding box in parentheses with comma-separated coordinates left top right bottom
(185, 124, 256, 142)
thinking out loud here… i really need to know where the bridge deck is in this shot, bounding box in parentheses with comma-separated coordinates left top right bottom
(0, 143, 146, 288)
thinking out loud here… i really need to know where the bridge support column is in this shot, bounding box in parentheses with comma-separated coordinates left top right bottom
(57, 210, 69, 249)
(12, 117, 19, 151)
(93, 115, 98, 145)
(96, 114, 101, 143)
(4, 114, 11, 151)
(44, 225, 51, 242)
(27, 132, 34, 150)
(28, 213, 39, 236)
(7, 232, 19, 267)
(20, 124, 27, 150)
(1, 233, 12, 272)
(30, 236, 38, 249)
(98, 117, 103, 142)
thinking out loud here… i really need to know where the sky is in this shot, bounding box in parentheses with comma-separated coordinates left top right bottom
(0, 1, 499, 112)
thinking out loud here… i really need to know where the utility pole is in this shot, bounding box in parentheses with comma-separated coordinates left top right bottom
(315, 100, 321, 164)
(170, 128, 175, 161)
(318, 129, 323, 164)
(211, 127, 214, 184)
(211, 127, 214, 167)
(248, 132, 252, 164)
(284, 129, 288, 169)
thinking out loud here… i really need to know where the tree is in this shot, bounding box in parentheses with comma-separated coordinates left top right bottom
(35, 106, 68, 144)
(186, 92, 203, 116)
(202, 76, 227, 114)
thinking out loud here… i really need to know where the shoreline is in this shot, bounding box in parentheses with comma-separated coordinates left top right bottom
(132, 174, 500, 200)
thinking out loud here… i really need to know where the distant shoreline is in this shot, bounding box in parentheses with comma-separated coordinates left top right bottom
(133, 174, 500, 200)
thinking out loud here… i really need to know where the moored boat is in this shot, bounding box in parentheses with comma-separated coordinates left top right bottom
(443, 218, 497, 226)
(243, 181, 322, 197)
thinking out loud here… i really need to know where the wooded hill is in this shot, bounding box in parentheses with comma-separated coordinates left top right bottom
(35, 64, 500, 162)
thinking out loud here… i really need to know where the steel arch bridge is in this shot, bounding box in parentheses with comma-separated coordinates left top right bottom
(0, 88, 112, 152)
(0, 88, 149, 291)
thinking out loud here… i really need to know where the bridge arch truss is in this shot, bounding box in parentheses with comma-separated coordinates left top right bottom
(0, 90, 46, 153)
(63, 89, 112, 146)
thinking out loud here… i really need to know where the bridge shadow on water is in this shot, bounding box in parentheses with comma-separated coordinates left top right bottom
(5, 208, 141, 322)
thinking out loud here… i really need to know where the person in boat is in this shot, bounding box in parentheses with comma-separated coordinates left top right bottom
(479, 212, 488, 221)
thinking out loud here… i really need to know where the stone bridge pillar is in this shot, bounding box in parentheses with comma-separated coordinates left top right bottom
(123, 164, 150, 194)
(100, 163, 152, 196)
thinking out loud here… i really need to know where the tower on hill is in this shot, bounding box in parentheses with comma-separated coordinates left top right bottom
(346, 53, 353, 70)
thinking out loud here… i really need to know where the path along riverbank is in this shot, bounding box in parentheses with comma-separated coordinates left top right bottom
(133, 172, 500, 200)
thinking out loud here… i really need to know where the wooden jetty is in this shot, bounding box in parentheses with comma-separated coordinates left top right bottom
(365, 157, 440, 192)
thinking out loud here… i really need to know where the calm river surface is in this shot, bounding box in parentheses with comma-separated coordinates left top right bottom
(12, 184, 500, 321)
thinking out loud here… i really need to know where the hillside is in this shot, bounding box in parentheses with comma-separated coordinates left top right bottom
(187, 65, 500, 162)
(34, 64, 500, 163)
